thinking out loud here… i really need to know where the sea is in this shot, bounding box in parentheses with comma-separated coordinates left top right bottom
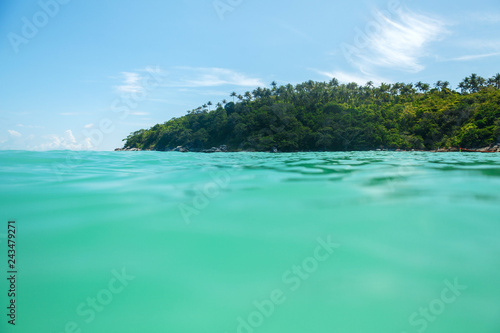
(0, 150, 499, 333)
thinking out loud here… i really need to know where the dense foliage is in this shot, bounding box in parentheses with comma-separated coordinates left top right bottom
(122, 74, 500, 152)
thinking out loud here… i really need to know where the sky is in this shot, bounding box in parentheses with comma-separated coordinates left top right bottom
(1, 0, 499, 151)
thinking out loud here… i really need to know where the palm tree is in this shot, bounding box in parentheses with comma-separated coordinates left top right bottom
(329, 78, 339, 88)
(244, 91, 252, 102)
(277, 85, 287, 97)
(416, 81, 430, 93)
(207, 101, 212, 111)
(271, 81, 277, 89)
(222, 99, 227, 105)
(262, 88, 272, 99)
(378, 83, 391, 93)
(252, 87, 262, 100)
(458, 77, 470, 94)
(469, 74, 485, 92)
(400, 83, 415, 96)
(391, 82, 404, 95)
(458, 74, 487, 93)
(489, 73, 500, 89)
(230, 92, 237, 103)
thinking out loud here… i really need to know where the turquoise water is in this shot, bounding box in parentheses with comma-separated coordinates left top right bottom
(1, 151, 499, 333)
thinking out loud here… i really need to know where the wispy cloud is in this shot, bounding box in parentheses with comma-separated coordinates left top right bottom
(465, 12, 500, 24)
(114, 66, 165, 94)
(116, 72, 143, 93)
(342, 8, 447, 74)
(84, 123, 94, 129)
(314, 69, 387, 85)
(440, 37, 500, 62)
(450, 52, 500, 62)
(8, 130, 22, 137)
(173, 67, 264, 87)
(17, 123, 43, 129)
(112, 66, 262, 101)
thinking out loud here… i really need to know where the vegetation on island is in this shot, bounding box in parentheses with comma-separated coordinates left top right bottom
(122, 73, 500, 152)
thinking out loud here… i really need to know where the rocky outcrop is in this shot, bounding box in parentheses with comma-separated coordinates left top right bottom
(431, 144, 500, 152)
(172, 146, 190, 152)
(115, 147, 140, 151)
(115, 145, 230, 152)
(201, 145, 228, 153)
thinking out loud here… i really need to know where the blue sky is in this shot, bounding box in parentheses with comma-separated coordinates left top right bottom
(1, 0, 499, 150)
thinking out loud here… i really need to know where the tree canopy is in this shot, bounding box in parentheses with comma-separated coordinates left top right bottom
(122, 73, 500, 152)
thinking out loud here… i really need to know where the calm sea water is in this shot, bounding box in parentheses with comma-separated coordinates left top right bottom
(0, 151, 499, 333)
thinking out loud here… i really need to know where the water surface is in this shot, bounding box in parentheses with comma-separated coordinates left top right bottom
(0, 151, 499, 333)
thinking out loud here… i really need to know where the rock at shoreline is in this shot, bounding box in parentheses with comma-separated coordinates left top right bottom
(114, 143, 500, 153)
(115, 147, 140, 151)
(172, 146, 190, 152)
(202, 145, 228, 153)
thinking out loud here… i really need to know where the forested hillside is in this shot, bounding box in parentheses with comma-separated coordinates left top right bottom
(122, 74, 500, 152)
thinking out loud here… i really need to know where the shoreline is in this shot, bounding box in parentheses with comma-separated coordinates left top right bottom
(115, 144, 500, 153)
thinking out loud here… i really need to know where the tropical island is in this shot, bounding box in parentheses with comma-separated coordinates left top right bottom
(119, 73, 500, 152)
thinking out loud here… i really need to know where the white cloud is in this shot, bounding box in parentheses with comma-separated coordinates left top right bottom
(440, 37, 500, 62)
(466, 12, 500, 24)
(112, 66, 262, 103)
(450, 52, 500, 62)
(8, 130, 22, 137)
(66, 129, 76, 143)
(33, 130, 92, 151)
(315, 69, 387, 85)
(143, 66, 163, 74)
(116, 72, 143, 93)
(173, 67, 264, 87)
(17, 123, 43, 129)
(84, 123, 94, 129)
(342, 8, 447, 74)
(114, 67, 166, 95)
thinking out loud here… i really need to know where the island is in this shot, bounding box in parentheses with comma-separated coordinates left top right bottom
(118, 74, 500, 153)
